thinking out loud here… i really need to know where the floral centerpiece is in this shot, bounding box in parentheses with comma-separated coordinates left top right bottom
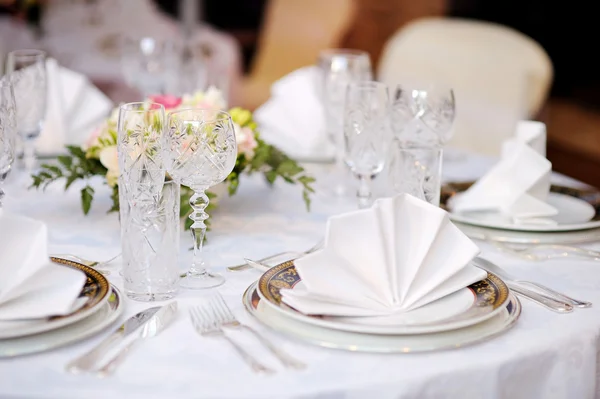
(31, 87, 314, 229)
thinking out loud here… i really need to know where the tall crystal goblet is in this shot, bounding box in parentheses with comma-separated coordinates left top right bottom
(343, 81, 390, 209)
(163, 109, 237, 289)
(318, 49, 372, 197)
(0, 79, 17, 208)
(6, 49, 47, 172)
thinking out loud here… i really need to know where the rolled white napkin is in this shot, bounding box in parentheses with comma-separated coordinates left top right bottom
(0, 213, 86, 320)
(37, 58, 113, 156)
(452, 120, 558, 225)
(281, 194, 485, 317)
(254, 66, 332, 161)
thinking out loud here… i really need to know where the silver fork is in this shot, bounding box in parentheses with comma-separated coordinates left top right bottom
(210, 294, 305, 370)
(189, 306, 275, 374)
(227, 240, 323, 272)
(488, 240, 600, 262)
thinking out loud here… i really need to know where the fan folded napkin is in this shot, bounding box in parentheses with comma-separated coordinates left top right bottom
(281, 194, 485, 317)
(0, 213, 86, 320)
(452, 121, 558, 225)
(37, 58, 113, 156)
(254, 66, 332, 161)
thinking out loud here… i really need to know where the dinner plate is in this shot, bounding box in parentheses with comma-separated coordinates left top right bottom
(244, 282, 521, 353)
(442, 182, 600, 232)
(0, 285, 123, 357)
(257, 261, 510, 335)
(0, 258, 111, 339)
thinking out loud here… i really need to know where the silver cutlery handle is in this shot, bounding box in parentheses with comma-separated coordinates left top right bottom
(223, 334, 275, 374)
(508, 284, 573, 313)
(96, 339, 139, 377)
(242, 325, 305, 370)
(66, 333, 122, 373)
(516, 281, 592, 308)
(227, 251, 300, 272)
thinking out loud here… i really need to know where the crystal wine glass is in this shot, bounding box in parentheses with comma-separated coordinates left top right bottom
(120, 37, 181, 98)
(318, 49, 372, 197)
(0, 79, 17, 208)
(6, 49, 47, 172)
(343, 81, 390, 209)
(163, 109, 237, 289)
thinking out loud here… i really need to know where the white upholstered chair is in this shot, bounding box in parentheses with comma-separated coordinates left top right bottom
(378, 17, 553, 155)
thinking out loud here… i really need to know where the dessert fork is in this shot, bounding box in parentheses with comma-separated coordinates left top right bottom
(227, 240, 323, 272)
(189, 305, 275, 374)
(210, 294, 305, 370)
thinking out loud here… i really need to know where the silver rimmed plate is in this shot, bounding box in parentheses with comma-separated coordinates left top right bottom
(257, 261, 510, 335)
(0, 258, 111, 339)
(245, 282, 521, 353)
(0, 285, 123, 357)
(442, 182, 600, 232)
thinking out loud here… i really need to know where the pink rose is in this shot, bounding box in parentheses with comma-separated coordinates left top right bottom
(148, 94, 182, 110)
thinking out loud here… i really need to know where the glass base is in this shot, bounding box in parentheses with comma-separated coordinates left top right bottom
(125, 290, 178, 302)
(180, 271, 225, 289)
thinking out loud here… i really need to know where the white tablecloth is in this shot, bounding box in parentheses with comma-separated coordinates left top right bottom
(1, 154, 600, 399)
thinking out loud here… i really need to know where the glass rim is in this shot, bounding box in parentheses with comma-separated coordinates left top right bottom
(119, 102, 165, 112)
(8, 49, 46, 60)
(348, 80, 388, 90)
(167, 108, 232, 122)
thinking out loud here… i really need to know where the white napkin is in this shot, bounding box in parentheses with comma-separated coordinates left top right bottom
(0, 212, 86, 320)
(281, 194, 485, 317)
(254, 66, 332, 161)
(37, 58, 113, 156)
(452, 121, 558, 225)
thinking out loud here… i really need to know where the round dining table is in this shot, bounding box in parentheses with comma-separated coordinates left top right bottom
(0, 153, 599, 399)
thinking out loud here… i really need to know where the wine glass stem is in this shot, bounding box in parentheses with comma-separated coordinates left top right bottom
(23, 139, 36, 172)
(357, 175, 372, 209)
(189, 190, 209, 276)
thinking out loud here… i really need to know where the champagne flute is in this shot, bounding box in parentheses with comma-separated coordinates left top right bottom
(163, 109, 237, 289)
(6, 49, 47, 172)
(0, 79, 17, 208)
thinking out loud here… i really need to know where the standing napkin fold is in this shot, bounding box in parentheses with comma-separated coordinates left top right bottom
(37, 58, 113, 156)
(0, 213, 86, 320)
(452, 120, 558, 225)
(254, 66, 332, 161)
(281, 194, 485, 317)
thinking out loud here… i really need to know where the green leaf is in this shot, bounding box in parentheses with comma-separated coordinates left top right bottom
(45, 165, 63, 177)
(265, 170, 277, 185)
(67, 145, 86, 158)
(81, 185, 95, 215)
(57, 155, 73, 169)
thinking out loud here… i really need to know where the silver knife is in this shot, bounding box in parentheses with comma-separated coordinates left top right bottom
(66, 305, 163, 373)
(243, 258, 271, 272)
(96, 301, 178, 376)
(473, 257, 574, 313)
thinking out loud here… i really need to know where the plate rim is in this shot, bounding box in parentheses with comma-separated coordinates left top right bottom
(0, 258, 111, 339)
(257, 261, 511, 335)
(442, 181, 600, 232)
(244, 281, 522, 353)
(0, 285, 124, 357)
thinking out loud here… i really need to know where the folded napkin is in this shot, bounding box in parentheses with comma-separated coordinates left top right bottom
(254, 66, 332, 161)
(37, 58, 113, 156)
(452, 121, 558, 225)
(281, 194, 485, 317)
(0, 213, 86, 320)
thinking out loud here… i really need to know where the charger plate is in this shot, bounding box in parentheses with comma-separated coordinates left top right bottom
(0, 286, 123, 357)
(0, 258, 110, 339)
(245, 282, 521, 353)
(257, 261, 510, 335)
(442, 182, 600, 232)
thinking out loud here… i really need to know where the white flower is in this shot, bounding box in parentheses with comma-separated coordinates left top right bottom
(234, 123, 257, 159)
(99, 146, 119, 187)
